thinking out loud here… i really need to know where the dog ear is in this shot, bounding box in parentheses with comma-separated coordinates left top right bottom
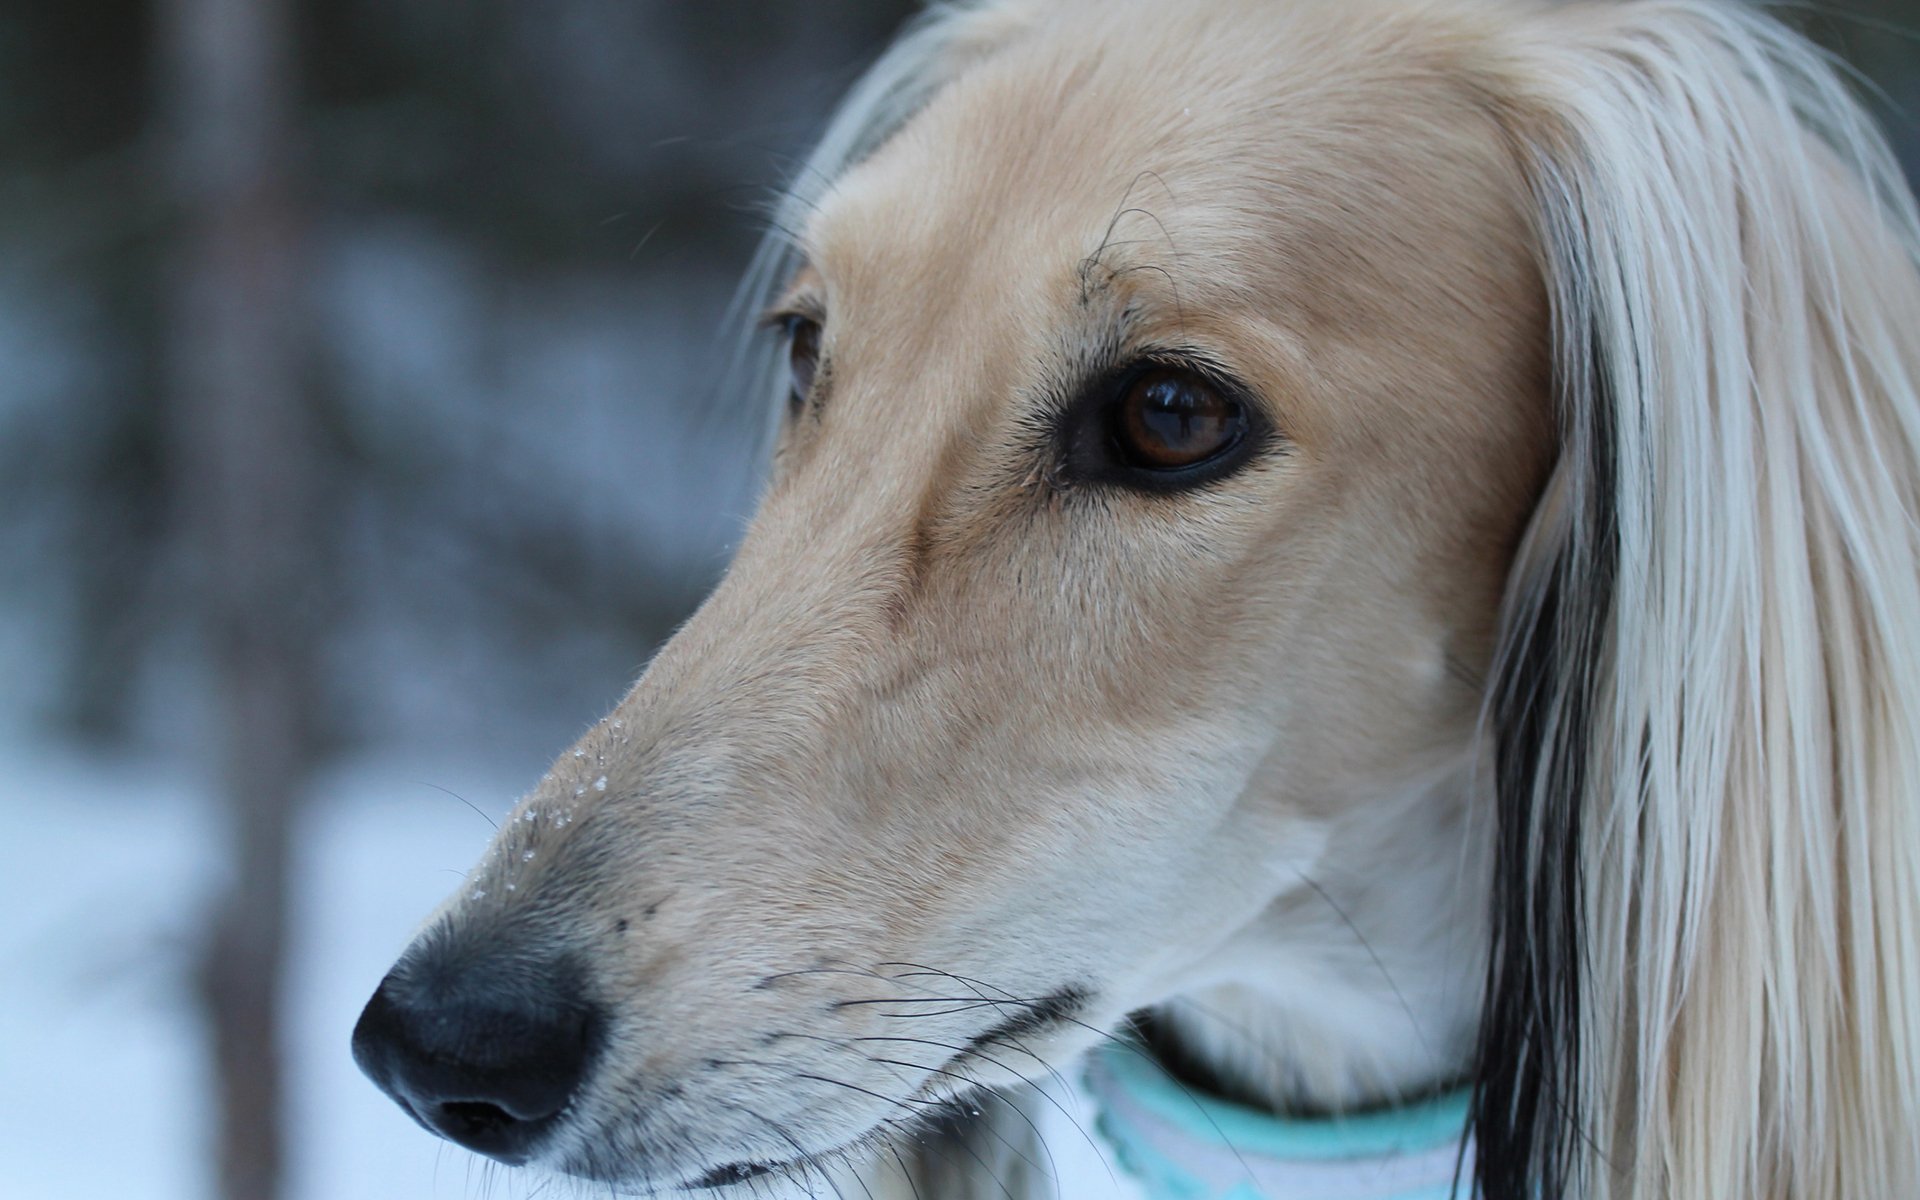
(1474, 4, 1920, 1197)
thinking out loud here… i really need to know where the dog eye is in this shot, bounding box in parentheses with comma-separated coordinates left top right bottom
(1111, 368, 1246, 471)
(782, 315, 823, 412)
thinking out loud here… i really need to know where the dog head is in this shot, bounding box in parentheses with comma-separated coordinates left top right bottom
(353, 0, 1920, 1195)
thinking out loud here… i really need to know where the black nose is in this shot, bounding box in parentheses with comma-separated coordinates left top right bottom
(351, 946, 601, 1164)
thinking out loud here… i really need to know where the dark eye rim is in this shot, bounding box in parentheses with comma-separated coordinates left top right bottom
(763, 309, 825, 414)
(1057, 353, 1276, 493)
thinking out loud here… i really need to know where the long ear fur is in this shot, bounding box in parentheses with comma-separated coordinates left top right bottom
(1477, 3, 1920, 1197)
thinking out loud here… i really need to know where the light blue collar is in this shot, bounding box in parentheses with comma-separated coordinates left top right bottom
(1082, 1041, 1472, 1200)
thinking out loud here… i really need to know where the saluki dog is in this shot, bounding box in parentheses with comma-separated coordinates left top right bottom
(352, 0, 1920, 1196)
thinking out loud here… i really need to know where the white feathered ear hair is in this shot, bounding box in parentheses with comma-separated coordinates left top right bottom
(1474, 3, 1920, 1198)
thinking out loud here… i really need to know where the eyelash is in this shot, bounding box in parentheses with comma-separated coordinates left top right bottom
(761, 308, 822, 339)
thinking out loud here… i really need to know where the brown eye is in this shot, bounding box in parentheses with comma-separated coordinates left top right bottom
(784, 316, 822, 411)
(1112, 368, 1245, 470)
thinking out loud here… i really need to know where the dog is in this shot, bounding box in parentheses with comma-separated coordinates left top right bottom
(350, 0, 1920, 1196)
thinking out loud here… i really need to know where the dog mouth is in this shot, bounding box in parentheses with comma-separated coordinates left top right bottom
(684, 1159, 786, 1190)
(676, 984, 1093, 1191)
(674, 1103, 918, 1192)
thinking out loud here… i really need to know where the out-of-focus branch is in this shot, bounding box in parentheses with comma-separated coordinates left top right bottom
(155, 0, 314, 1198)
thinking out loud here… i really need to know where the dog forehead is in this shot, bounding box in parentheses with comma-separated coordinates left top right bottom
(809, 36, 1251, 325)
(805, 0, 1526, 362)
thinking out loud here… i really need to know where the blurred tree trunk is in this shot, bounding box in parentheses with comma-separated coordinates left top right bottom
(156, 1, 314, 1198)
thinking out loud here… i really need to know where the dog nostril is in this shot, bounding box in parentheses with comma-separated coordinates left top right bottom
(437, 1100, 518, 1142)
(351, 952, 601, 1165)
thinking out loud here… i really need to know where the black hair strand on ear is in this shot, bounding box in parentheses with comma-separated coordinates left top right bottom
(1469, 300, 1620, 1199)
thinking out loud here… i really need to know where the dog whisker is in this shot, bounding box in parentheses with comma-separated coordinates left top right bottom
(713, 1099, 855, 1200)
(1289, 868, 1441, 1076)
(859, 1050, 1060, 1185)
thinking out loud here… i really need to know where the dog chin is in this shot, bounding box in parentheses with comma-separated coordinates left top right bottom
(541, 1108, 894, 1196)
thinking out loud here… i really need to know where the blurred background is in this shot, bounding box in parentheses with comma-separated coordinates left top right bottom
(0, 2, 1914, 1198)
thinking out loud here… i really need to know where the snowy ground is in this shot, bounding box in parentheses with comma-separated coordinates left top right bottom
(0, 734, 549, 1200)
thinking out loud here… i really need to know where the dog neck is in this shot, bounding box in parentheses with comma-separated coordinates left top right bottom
(1075, 766, 1486, 1199)
(1156, 764, 1489, 1114)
